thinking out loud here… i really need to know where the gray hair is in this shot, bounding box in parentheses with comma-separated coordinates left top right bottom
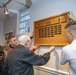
(65, 21, 76, 32)
(18, 35, 30, 45)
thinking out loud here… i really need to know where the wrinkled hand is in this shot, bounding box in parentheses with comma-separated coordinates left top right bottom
(49, 46, 55, 53)
(68, 12, 76, 21)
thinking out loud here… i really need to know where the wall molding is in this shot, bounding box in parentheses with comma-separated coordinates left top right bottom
(34, 66, 69, 75)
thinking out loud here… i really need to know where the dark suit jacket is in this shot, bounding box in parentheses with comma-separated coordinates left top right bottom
(4, 45, 50, 75)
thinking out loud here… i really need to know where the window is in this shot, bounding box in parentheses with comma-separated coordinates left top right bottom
(18, 8, 30, 34)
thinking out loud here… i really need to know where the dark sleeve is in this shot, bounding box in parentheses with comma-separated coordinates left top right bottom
(3, 58, 9, 75)
(23, 49, 50, 66)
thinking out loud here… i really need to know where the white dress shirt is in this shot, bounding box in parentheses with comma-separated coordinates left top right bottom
(61, 39, 76, 75)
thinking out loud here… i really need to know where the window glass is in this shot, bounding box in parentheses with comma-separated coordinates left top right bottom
(18, 8, 30, 34)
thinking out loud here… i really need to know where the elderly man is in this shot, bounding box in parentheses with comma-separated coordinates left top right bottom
(4, 34, 55, 75)
(60, 21, 76, 75)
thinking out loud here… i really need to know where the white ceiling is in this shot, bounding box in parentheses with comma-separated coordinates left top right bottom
(0, 0, 40, 20)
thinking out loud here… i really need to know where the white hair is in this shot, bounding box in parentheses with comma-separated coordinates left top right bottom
(18, 35, 30, 46)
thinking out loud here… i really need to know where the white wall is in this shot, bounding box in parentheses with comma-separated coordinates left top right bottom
(0, 20, 4, 45)
(30, 0, 76, 31)
(4, 14, 17, 36)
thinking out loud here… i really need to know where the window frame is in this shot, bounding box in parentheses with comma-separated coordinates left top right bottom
(18, 8, 30, 35)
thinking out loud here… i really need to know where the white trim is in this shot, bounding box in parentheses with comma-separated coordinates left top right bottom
(17, 11, 20, 35)
(34, 66, 69, 75)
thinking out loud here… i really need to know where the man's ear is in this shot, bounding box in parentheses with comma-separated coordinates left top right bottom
(25, 42, 27, 46)
(70, 32, 74, 37)
(9, 41, 11, 44)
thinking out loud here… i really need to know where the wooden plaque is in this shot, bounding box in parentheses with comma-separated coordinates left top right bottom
(34, 12, 71, 46)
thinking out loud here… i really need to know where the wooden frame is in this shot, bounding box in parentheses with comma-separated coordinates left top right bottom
(34, 12, 70, 46)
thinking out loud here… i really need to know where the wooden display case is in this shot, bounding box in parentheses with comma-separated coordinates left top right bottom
(34, 12, 71, 46)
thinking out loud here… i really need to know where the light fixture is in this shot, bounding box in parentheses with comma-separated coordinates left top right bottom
(4, 8, 9, 14)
